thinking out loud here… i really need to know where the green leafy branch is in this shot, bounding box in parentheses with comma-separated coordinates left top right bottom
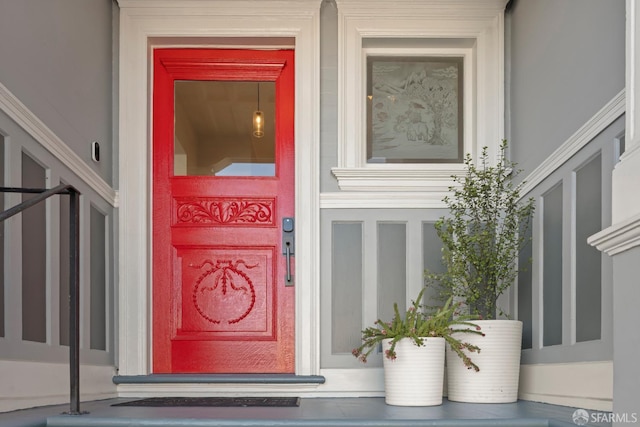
(352, 289, 484, 371)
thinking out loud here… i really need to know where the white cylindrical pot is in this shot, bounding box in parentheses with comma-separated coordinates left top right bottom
(446, 320, 522, 403)
(383, 337, 445, 406)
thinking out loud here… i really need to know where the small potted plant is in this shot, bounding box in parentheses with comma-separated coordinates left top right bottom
(352, 288, 482, 406)
(426, 140, 535, 403)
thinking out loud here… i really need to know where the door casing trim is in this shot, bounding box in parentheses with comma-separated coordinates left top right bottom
(117, 0, 322, 377)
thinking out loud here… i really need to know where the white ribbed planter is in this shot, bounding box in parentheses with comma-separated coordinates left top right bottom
(382, 337, 445, 406)
(446, 320, 522, 403)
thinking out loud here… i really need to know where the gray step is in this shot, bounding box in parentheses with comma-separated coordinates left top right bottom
(0, 398, 607, 427)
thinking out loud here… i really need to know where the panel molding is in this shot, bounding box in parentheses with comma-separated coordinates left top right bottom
(520, 118, 619, 365)
(0, 82, 118, 207)
(320, 190, 448, 209)
(160, 56, 287, 80)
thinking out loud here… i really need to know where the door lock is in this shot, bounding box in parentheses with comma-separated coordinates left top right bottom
(282, 217, 294, 286)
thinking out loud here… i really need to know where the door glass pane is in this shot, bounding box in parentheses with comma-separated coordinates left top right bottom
(174, 81, 275, 176)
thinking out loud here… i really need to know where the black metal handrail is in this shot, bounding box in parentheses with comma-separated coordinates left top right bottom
(0, 184, 84, 415)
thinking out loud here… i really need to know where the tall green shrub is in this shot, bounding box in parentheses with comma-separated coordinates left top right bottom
(428, 140, 535, 319)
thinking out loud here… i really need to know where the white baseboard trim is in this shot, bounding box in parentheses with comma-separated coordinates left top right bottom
(519, 361, 613, 411)
(113, 362, 611, 409)
(0, 82, 118, 207)
(0, 360, 117, 413)
(316, 368, 385, 396)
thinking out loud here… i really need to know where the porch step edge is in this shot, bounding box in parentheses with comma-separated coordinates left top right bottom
(112, 374, 326, 385)
(45, 416, 553, 427)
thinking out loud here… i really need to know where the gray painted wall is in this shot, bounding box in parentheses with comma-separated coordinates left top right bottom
(507, 0, 625, 177)
(612, 246, 640, 422)
(0, 0, 116, 184)
(320, 0, 340, 193)
(0, 107, 115, 365)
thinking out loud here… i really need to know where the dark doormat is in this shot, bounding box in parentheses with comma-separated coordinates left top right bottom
(112, 397, 300, 407)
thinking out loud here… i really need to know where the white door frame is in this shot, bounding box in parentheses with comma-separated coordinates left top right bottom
(116, 0, 322, 379)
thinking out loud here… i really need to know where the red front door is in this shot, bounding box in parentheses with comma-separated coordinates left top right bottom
(152, 48, 295, 373)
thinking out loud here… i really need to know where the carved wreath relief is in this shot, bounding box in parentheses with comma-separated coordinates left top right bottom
(190, 259, 257, 325)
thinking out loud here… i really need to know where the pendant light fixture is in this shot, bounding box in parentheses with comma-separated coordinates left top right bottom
(253, 82, 264, 138)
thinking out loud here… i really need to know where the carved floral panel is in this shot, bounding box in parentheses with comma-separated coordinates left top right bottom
(174, 198, 275, 226)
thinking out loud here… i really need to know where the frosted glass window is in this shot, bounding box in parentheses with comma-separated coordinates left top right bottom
(366, 56, 464, 164)
(518, 222, 533, 349)
(22, 153, 46, 343)
(331, 222, 363, 354)
(576, 155, 602, 342)
(377, 223, 406, 322)
(90, 206, 107, 350)
(59, 189, 70, 346)
(543, 184, 563, 347)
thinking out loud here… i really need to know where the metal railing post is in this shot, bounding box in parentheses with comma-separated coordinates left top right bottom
(68, 188, 82, 415)
(0, 185, 86, 415)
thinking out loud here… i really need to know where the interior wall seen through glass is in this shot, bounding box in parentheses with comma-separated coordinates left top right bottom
(174, 81, 276, 177)
(21, 153, 47, 343)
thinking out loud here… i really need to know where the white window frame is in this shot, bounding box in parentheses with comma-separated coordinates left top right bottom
(332, 0, 508, 198)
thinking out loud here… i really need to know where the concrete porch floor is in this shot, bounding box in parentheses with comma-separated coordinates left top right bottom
(0, 398, 611, 427)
